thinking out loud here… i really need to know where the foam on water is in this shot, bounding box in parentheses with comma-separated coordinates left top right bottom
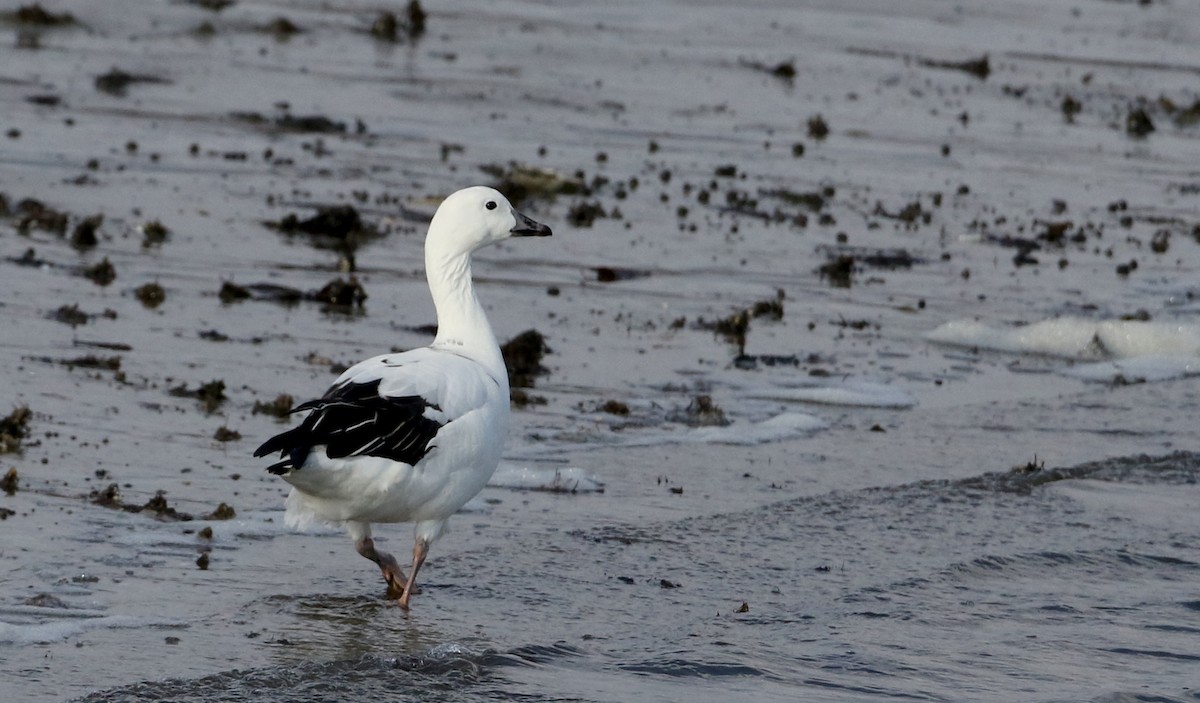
(534, 411, 828, 450)
(752, 379, 917, 409)
(488, 465, 606, 493)
(610, 412, 827, 448)
(927, 317, 1200, 360)
(1059, 355, 1200, 384)
(0, 615, 182, 645)
(686, 412, 827, 445)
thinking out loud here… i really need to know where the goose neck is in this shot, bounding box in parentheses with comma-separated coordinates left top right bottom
(426, 251, 506, 382)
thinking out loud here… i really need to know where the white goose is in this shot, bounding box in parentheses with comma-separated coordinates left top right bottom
(255, 186, 552, 607)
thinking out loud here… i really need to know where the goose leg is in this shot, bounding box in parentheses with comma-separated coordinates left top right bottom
(354, 535, 407, 594)
(396, 537, 430, 609)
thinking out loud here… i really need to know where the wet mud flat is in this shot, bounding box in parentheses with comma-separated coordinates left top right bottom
(1, 0, 1199, 701)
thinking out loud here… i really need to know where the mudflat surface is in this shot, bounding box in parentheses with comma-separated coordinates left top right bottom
(1, 1, 1199, 701)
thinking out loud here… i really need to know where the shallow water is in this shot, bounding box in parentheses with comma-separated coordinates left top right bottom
(2, 0, 1199, 701)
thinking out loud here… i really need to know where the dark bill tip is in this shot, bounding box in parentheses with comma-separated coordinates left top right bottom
(511, 210, 553, 237)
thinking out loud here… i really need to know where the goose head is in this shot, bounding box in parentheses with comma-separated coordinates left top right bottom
(427, 186, 551, 258)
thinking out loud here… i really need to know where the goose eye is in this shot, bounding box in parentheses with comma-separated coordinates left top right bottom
(485, 201, 497, 211)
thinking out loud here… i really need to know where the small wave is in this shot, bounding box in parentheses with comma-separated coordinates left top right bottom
(618, 657, 774, 679)
(569, 524, 683, 546)
(946, 549, 1199, 581)
(73, 649, 489, 703)
(802, 676, 945, 701)
(1093, 694, 1189, 703)
(954, 451, 1200, 494)
(1104, 647, 1200, 663)
(72, 642, 588, 703)
(856, 549, 1200, 601)
(485, 641, 586, 667)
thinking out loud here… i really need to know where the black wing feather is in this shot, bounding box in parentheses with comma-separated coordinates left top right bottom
(254, 378, 444, 475)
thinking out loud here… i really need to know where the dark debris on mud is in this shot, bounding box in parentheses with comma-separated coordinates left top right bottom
(219, 277, 367, 311)
(94, 68, 169, 97)
(919, 54, 990, 80)
(232, 111, 353, 135)
(847, 47, 990, 80)
(740, 58, 797, 82)
(265, 204, 377, 246)
(592, 265, 649, 283)
(8, 4, 75, 26)
(90, 484, 194, 521)
(185, 0, 235, 11)
(50, 303, 114, 327)
(32, 354, 123, 372)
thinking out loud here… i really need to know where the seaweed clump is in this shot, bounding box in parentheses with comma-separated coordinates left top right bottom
(0, 407, 31, 454)
(697, 291, 785, 354)
(141, 220, 170, 247)
(566, 201, 606, 228)
(371, 1, 427, 41)
(1126, 107, 1155, 138)
(919, 54, 990, 80)
(667, 396, 729, 427)
(253, 394, 295, 419)
(90, 484, 193, 521)
(12, 4, 75, 25)
(94, 68, 168, 97)
(70, 214, 102, 249)
(207, 502, 236, 519)
(312, 276, 367, 311)
(818, 255, 855, 288)
(264, 205, 382, 265)
(82, 257, 117, 286)
(502, 330, 551, 388)
(479, 163, 585, 208)
(169, 380, 227, 413)
(136, 282, 167, 308)
(13, 198, 68, 235)
(213, 426, 241, 442)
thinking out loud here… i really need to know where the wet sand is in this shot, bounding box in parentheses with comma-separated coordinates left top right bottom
(2, 1, 1199, 701)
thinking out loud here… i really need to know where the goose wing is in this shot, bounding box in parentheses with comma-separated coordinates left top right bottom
(254, 349, 497, 474)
